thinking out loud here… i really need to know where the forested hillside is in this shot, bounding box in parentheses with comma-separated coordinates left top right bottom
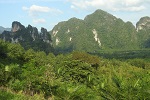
(51, 9, 150, 53)
(0, 39, 150, 100)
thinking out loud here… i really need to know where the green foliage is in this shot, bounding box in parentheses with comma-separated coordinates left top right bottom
(23, 49, 36, 62)
(54, 83, 100, 100)
(95, 60, 150, 100)
(95, 49, 150, 60)
(72, 51, 100, 68)
(7, 43, 25, 62)
(55, 60, 94, 84)
(0, 40, 150, 99)
(0, 89, 15, 100)
(0, 89, 45, 100)
(0, 39, 8, 55)
(7, 43, 24, 58)
(127, 58, 150, 69)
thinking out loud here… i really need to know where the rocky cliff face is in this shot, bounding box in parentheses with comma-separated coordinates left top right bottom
(0, 21, 54, 53)
(40, 27, 51, 43)
(11, 21, 25, 32)
(26, 25, 39, 41)
(136, 17, 150, 32)
(136, 17, 150, 48)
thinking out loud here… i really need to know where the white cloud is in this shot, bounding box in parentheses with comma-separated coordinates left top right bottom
(22, 5, 63, 26)
(28, 5, 50, 12)
(67, 0, 149, 12)
(123, 0, 141, 6)
(22, 5, 63, 17)
(0, 0, 63, 4)
(33, 18, 46, 24)
(120, 6, 145, 12)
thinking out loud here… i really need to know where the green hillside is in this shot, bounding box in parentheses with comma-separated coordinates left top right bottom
(51, 9, 141, 53)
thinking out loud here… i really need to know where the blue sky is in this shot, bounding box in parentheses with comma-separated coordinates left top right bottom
(0, 0, 150, 31)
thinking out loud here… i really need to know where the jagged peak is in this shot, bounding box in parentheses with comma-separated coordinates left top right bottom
(136, 16, 150, 26)
(136, 16, 150, 31)
(41, 27, 48, 34)
(11, 21, 25, 32)
(139, 16, 150, 21)
(0, 21, 53, 53)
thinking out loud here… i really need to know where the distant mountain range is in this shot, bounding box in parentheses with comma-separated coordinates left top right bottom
(0, 26, 11, 34)
(0, 9, 150, 53)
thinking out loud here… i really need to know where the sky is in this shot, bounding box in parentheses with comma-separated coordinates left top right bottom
(0, 0, 150, 31)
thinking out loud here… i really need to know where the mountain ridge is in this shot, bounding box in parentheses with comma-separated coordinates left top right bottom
(51, 9, 147, 53)
(0, 9, 150, 53)
(0, 26, 11, 34)
(0, 21, 54, 53)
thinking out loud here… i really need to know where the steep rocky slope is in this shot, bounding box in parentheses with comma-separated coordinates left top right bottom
(0, 21, 54, 53)
(136, 16, 150, 48)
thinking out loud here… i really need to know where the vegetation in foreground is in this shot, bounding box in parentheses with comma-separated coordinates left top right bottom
(0, 39, 150, 100)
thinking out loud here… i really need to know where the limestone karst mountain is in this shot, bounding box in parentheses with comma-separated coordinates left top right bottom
(0, 10, 150, 53)
(136, 16, 150, 48)
(0, 21, 54, 53)
(51, 9, 141, 53)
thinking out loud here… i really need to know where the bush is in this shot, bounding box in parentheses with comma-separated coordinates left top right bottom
(127, 59, 147, 69)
